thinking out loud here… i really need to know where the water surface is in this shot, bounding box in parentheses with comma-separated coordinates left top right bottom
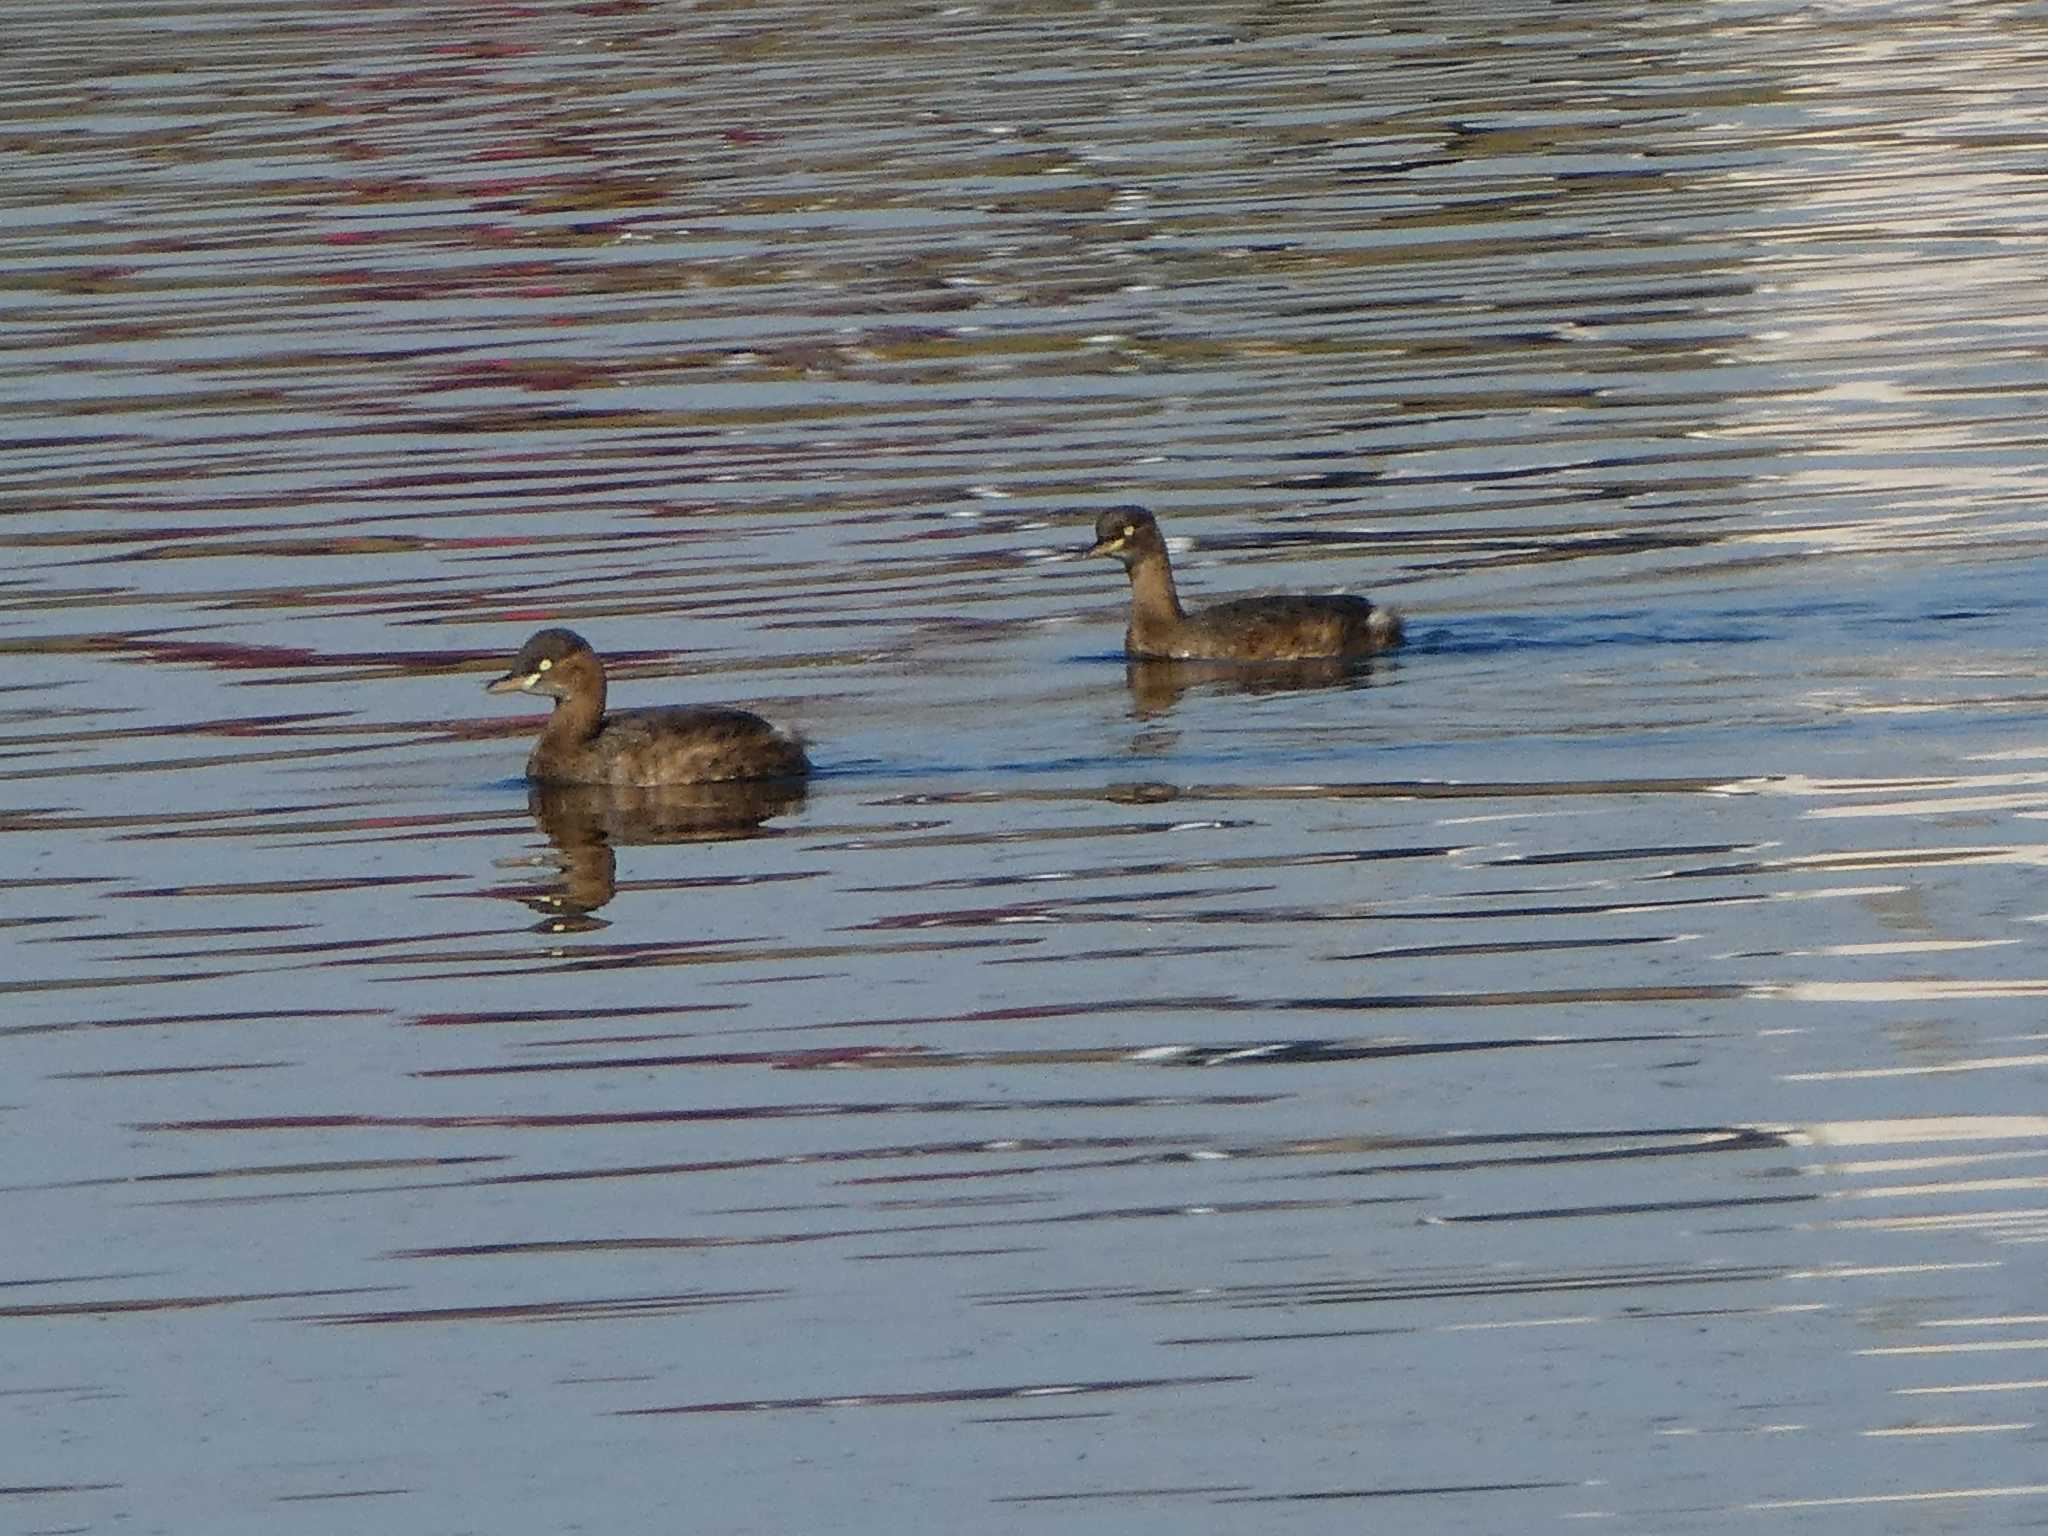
(5, 2, 2048, 1531)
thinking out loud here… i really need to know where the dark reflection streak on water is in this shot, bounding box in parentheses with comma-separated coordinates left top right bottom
(2, 806, 411, 838)
(1324, 934, 1679, 962)
(866, 779, 1748, 807)
(1486, 840, 1760, 867)
(1161, 1327, 1412, 1347)
(0, 1008, 375, 1039)
(849, 1126, 1790, 1189)
(985, 1263, 1795, 1311)
(794, 992, 1724, 1036)
(968, 1411, 1120, 1425)
(0, 1271, 156, 1291)
(1361, 895, 1769, 921)
(815, 897, 1777, 933)
(114, 927, 530, 964)
(842, 844, 1462, 894)
(4, 711, 353, 748)
(409, 1004, 737, 1029)
(0, 1482, 122, 1496)
(383, 1198, 1420, 1259)
(0, 1288, 389, 1320)
(993, 1481, 1254, 1502)
(276, 823, 528, 852)
(1215, 1481, 1579, 1505)
(1440, 1193, 1817, 1224)
(383, 935, 1044, 982)
(805, 820, 1267, 853)
(850, 883, 1283, 929)
(414, 1029, 1705, 1079)
(0, 742, 403, 781)
(106, 875, 457, 900)
(844, 892, 1743, 931)
(138, 1137, 1236, 1205)
(304, 1290, 784, 1327)
(617, 1374, 1255, 1418)
(0, 970, 237, 996)
(398, 1225, 1010, 1260)
(159, 1130, 1777, 1212)
(135, 1094, 1281, 1133)
(31, 924, 310, 948)
(989, 942, 1269, 967)
(51, 1061, 288, 1080)
(1276, 1132, 1792, 1182)
(109, 808, 515, 843)
(849, 1247, 1040, 1262)
(449, 1136, 1208, 1190)
(12, 1157, 504, 1194)
(1268, 985, 1740, 1009)
(1663, 850, 2038, 879)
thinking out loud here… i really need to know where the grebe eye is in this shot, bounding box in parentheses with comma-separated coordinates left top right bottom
(1122, 524, 1136, 538)
(537, 658, 553, 671)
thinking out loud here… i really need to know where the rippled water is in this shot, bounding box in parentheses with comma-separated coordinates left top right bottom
(6, 2, 2048, 1530)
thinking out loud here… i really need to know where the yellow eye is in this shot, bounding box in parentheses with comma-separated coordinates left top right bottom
(537, 658, 553, 671)
(1122, 524, 1136, 538)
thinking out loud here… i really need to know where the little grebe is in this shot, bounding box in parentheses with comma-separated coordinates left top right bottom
(485, 628, 809, 786)
(1087, 506, 1403, 661)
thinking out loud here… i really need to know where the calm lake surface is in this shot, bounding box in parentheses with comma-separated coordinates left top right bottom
(5, 2, 2048, 1531)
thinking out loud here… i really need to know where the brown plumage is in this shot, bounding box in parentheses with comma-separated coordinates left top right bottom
(1086, 506, 1403, 661)
(485, 628, 809, 787)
